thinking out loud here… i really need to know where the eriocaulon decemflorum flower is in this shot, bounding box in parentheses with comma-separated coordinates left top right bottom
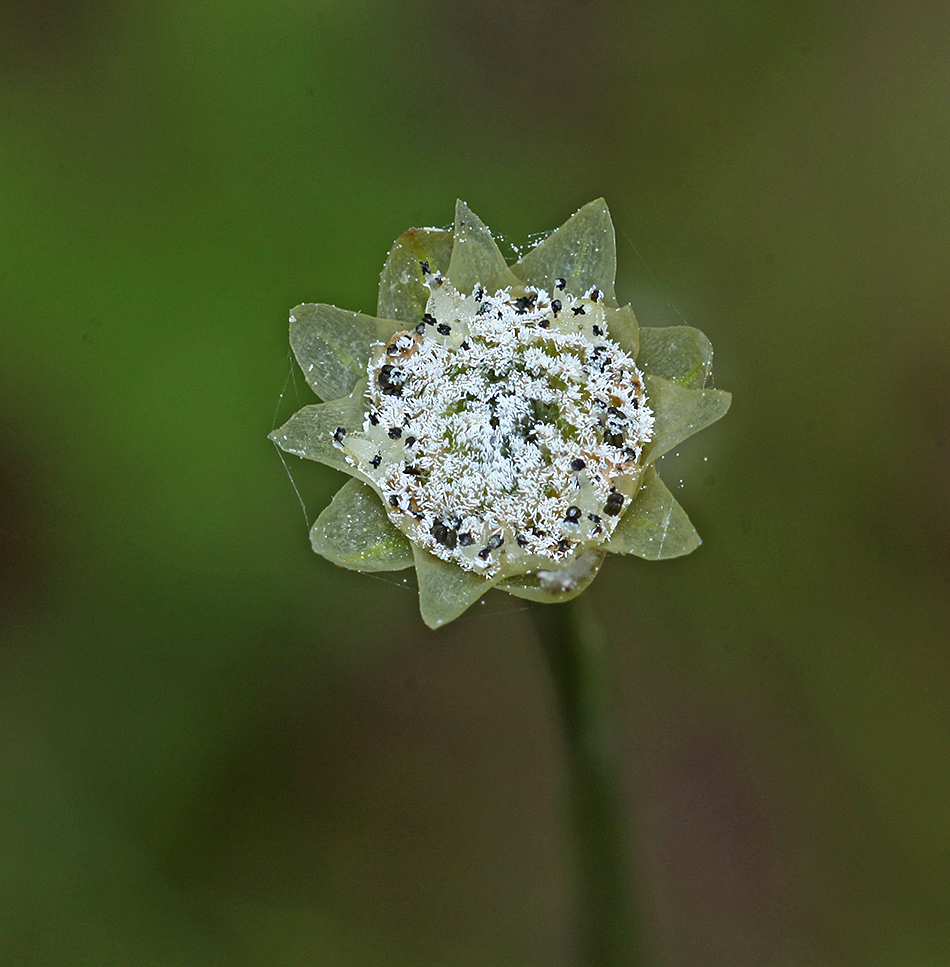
(270, 200, 730, 628)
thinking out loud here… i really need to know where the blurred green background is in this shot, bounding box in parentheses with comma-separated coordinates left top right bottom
(2, 0, 949, 964)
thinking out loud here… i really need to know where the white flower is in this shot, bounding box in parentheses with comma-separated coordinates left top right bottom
(270, 200, 731, 628)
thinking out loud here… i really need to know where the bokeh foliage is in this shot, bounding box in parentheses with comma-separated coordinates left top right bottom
(2, 0, 949, 964)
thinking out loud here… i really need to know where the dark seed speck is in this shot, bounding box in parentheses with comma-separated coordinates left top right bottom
(431, 521, 451, 546)
(604, 492, 624, 516)
(378, 364, 405, 396)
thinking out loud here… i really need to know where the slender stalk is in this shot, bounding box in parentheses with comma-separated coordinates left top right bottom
(530, 597, 646, 967)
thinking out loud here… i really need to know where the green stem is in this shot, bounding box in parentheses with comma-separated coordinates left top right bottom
(530, 597, 646, 967)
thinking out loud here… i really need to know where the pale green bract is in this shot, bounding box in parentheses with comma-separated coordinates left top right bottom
(270, 200, 731, 628)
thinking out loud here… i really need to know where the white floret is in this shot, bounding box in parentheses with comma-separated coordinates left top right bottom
(335, 279, 654, 577)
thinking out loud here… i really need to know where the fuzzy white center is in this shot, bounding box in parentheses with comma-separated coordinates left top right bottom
(335, 276, 654, 577)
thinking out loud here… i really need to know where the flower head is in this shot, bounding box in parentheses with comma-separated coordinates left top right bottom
(271, 200, 730, 628)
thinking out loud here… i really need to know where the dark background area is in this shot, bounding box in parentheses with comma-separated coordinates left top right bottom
(2, 1, 949, 964)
